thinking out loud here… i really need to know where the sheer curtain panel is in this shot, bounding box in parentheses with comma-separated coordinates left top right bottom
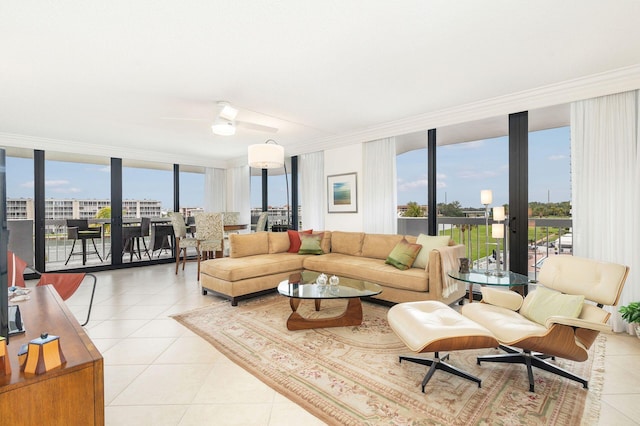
(300, 151, 324, 230)
(363, 137, 397, 234)
(204, 168, 226, 212)
(571, 90, 639, 333)
(226, 165, 251, 227)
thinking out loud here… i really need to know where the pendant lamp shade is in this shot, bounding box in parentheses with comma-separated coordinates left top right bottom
(248, 143, 284, 169)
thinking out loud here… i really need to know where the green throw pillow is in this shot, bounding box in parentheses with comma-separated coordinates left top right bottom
(298, 233, 323, 255)
(385, 238, 422, 270)
(412, 234, 451, 269)
(520, 286, 584, 326)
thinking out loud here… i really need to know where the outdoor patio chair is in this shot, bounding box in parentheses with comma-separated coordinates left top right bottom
(65, 219, 103, 266)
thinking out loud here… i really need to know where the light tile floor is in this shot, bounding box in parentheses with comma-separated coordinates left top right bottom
(55, 263, 640, 425)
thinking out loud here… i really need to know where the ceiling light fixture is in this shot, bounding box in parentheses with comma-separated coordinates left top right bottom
(211, 117, 236, 136)
(247, 139, 284, 169)
(248, 140, 289, 228)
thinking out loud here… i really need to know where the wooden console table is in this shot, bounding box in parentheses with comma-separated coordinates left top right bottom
(0, 285, 104, 425)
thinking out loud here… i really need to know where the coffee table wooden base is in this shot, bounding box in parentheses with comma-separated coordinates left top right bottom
(286, 297, 364, 331)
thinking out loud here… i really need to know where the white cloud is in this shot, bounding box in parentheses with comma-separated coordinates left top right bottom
(548, 154, 566, 161)
(398, 178, 428, 192)
(457, 170, 499, 179)
(46, 179, 71, 187)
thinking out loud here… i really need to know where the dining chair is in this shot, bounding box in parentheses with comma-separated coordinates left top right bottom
(168, 212, 200, 275)
(223, 211, 240, 256)
(194, 212, 224, 280)
(254, 211, 268, 232)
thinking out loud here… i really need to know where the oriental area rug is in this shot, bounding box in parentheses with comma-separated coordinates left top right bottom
(172, 294, 604, 425)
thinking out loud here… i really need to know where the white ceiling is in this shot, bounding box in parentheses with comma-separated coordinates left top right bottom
(2, 1, 640, 168)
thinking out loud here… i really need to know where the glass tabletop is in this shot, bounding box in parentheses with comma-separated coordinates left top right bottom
(278, 271, 382, 300)
(447, 269, 530, 286)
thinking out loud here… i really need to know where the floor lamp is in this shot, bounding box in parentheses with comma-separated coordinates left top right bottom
(247, 140, 290, 229)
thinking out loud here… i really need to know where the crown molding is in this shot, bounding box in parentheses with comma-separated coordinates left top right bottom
(285, 64, 640, 156)
(0, 132, 228, 169)
(2, 65, 639, 167)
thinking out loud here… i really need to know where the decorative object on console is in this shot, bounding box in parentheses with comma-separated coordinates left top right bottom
(23, 332, 66, 375)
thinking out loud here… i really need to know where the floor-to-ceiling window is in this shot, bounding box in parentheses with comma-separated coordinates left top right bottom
(5, 149, 35, 266)
(122, 160, 174, 263)
(437, 136, 508, 269)
(528, 126, 572, 279)
(250, 166, 291, 231)
(44, 153, 111, 271)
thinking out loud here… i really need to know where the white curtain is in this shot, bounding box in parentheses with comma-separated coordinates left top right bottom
(363, 137, 397, 234)
(300, 151, 324, 230)
(226, 165, 251, 226)
(204, 167, 226, 212)
(571, 90, 640, 333)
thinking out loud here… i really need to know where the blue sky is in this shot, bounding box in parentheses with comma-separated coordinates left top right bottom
(6, 126, 570, 210)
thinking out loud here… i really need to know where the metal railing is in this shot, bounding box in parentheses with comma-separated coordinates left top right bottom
(398, 216, 573, 280)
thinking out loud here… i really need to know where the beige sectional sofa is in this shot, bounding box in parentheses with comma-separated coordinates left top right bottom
(199, 230, 466, 306)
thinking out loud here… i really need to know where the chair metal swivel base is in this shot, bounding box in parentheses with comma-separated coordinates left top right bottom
(477, 348, 587, 392)
(400, 352, 482, 392)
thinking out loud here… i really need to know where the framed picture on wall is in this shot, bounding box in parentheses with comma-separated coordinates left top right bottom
(327, 172, 357, 213)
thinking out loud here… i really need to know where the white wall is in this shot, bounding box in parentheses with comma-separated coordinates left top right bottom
(323, 144, 363, 231)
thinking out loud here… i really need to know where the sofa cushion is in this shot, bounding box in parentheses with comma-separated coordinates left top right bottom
(413, 234, 451, 269)
(385, 238, 422, 270)
(317, 231, 331, 254)
(229, 232, 269, 258)
(303, 253, 428, 292)
(287, 229, 312, 253)
(269, 232, 291, 253)
(361, 234, 404, 260)
(520, 286, 584, 326)
(201, 253, 305, 282)
(330, 231, 364, 256)
(298, 233, 324, 255)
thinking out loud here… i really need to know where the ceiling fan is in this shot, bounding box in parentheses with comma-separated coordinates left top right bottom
(163, 101, 278, 136)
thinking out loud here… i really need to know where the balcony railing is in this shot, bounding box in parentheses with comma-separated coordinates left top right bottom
(398, 216, 573, 281)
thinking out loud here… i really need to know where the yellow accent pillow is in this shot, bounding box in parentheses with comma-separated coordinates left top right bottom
(520, 286, 584, 326)
(412, 234, 451, 269)
(385, 238, 422, 270)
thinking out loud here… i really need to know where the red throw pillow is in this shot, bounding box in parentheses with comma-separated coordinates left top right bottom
(287, 229, 312, 253)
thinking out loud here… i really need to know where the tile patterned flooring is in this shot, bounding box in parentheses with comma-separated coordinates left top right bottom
(56, 263, 639, 425)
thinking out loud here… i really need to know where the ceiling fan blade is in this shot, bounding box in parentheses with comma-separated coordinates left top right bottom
(160, 117, 209, 121)
(236, 120, 279, 133)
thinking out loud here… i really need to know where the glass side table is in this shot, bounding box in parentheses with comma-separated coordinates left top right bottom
(448, 269, 531, 303)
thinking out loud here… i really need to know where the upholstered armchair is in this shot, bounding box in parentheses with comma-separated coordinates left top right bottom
(194, 212, 224, 280)
(168, 212, 200, 276)
(462, 255, 628, 392)
(254, 211, 268, 232)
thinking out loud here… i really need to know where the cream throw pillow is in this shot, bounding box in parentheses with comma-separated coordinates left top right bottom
(520, 286, 584, 326)
(412, 234, 451, 269)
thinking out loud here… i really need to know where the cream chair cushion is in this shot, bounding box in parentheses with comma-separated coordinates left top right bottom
(519, 286, 584, 326)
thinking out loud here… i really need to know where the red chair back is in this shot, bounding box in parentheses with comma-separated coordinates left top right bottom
(7, 250, 27, 287)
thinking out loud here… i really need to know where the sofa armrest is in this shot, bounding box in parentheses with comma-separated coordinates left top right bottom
(480, 287, 524, 311)
(428, 244, 466, 300)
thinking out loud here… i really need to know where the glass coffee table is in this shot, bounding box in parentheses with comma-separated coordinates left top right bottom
(277, 271, 382, 330)
(448, 269, 531, 303)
